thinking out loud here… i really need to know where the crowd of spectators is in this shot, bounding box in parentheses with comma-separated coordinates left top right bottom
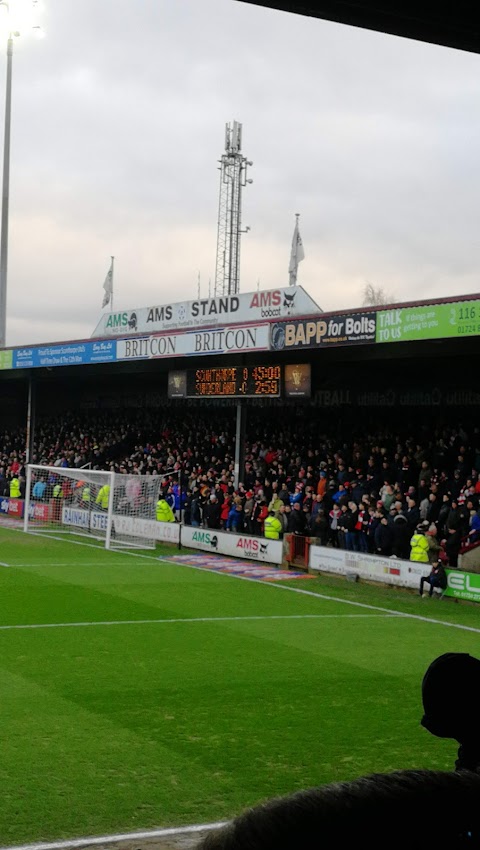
(1, 411, 479, 565)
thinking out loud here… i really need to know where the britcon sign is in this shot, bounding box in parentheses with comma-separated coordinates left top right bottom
(116, 324, 270, 360)
(91, 286, 322, 338)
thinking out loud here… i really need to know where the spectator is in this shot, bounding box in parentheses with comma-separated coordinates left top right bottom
(374, 515, 393, 557)
(467, 508, 480, 545)
(226, 501, 244, 534)
(445, 499, 462, 568)
(190, 490, 202, 527)
(203, 494, 221, 529)
(268, 490, 284, 516)
(307, 509, 329, 545)
(243, 491, 255, 533)
(220, 495, 232, 529)
(419, 560, 448, 597)
(328, 503, 342, 548)
(32, 477, 47, 501)
(425, 523, 444, 564)
(278, 503, 291, 536)
(405, 497, 420, 532)
(391, 513, 410, 560)
(288, 501, 307, 535)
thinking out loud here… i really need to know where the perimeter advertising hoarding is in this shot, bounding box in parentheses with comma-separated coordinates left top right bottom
(270, 312, 376, 350)
(376, 299, 480, 343)
(61, 506, 180, 544)
(308, 545, 479, 603)
(116, 324, 270, 361)
(91, 285, 322, 338)
(181, 526, 283, 564)
(0, 324, 270, 371)
(11, 341, 117, 369)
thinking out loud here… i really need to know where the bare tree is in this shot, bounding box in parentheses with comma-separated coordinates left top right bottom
(362, 282, 395, 306)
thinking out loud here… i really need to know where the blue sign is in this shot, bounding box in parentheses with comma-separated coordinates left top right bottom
(12, 340, 117, 369)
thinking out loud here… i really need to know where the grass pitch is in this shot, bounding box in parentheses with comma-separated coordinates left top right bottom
(0, 525, 479, 846)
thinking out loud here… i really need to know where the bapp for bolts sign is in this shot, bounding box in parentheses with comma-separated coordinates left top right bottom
(270, 313, 376, 350)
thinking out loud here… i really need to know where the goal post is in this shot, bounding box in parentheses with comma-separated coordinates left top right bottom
(24, 464, 163, 550)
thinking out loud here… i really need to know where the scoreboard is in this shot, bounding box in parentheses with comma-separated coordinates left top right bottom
(168, 363, 311, 399)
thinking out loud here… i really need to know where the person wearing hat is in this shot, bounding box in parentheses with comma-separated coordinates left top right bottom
(409, 521, 430, 563)
(264, 509, 283, 540)
(419, 558, 448, 598)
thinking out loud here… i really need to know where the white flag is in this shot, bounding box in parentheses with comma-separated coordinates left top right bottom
(288, 218, 305, 285)
(102, 259, 113, 308)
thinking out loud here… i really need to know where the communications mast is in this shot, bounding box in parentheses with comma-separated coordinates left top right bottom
(214, 121, 252, 297)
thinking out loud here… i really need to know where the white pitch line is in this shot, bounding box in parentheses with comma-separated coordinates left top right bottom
(5, 528, 480, 635)
(0, 560, 10, 567)
(0, 612, 393, 632)
(0, 821, 228, 850)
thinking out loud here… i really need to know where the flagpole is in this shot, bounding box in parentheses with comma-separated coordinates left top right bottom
(110, 256, 114, 313)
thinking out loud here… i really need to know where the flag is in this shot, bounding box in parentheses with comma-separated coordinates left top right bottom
(102, 259, 113, 308)
(288, 217, 305, 285)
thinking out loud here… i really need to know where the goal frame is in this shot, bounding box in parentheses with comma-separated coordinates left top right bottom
(24, 465, 126, 550)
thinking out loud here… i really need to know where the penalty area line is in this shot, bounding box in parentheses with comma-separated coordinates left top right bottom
(0, 821, 228, 850)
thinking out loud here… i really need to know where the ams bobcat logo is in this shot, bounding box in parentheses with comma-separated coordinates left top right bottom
(192, 530, 218, 549)
(249, 289, 297, 319)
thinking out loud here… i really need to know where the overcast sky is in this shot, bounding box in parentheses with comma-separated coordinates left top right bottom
(2, 0, 480, 345)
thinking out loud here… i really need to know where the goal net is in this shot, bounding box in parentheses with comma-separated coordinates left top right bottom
(23, 465, 163, 550)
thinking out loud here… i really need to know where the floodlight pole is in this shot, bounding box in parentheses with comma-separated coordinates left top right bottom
(0, 32, 13, 349)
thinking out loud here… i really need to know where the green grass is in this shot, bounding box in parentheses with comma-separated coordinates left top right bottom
(0, 526, 479, 845)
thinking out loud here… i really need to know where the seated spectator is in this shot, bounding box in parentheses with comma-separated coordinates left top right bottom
(419, 560, 448, 597)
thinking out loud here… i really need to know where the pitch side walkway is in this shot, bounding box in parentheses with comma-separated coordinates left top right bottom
(166, 552, 315, 581)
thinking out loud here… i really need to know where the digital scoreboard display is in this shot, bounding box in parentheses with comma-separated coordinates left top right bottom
(168, 365, 282, 398)
(168, 364, 311, 399)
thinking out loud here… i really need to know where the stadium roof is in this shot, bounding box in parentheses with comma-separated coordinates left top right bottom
(236, 2, 480, 55)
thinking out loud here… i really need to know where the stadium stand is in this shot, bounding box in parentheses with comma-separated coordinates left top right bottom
(1, 410, 479, 566)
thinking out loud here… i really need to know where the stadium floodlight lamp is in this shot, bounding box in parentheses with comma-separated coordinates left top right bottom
(0, 0, 44, 349)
